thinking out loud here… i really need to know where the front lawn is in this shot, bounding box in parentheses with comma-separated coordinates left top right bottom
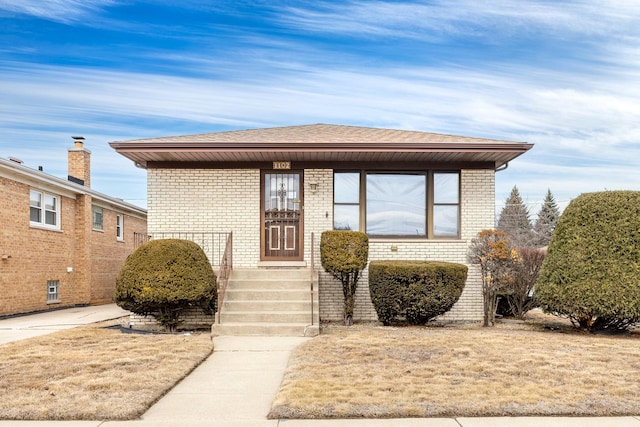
(0, 320, 213, 420)
(270, 312, 640, 418)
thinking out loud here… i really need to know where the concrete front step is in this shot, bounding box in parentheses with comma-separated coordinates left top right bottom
(212, 322, 319, 337)
(230, 268, 312, 280)
(228, 279, 310, 290)
(224, 289, 310, 301)
(222, 300, 311, 311)
(220, 310, 312, 323)
(213, 267, 320, 337)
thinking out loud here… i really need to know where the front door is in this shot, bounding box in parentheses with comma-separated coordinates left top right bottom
(261, 171, 303, 260)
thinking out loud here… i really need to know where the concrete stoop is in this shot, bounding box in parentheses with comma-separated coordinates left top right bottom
(212, 268, 320, 337)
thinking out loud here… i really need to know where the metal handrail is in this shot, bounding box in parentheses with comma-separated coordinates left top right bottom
(310, 232, 315, 326)
(216, 232, 233, 324)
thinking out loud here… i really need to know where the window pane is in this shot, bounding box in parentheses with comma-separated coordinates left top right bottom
(334, 205, 360, 231)
(434, 173, 459, 204)
(334, 173, 360, 203)
(30, 207, 41, 223)
(116, 215, 123, 238)
(92, 206, 103, 230)
(434, 205, 459, 236)
(30, 190, 41, 208)
(45, 210, 57, 226)
(44, 194, 56, 211)
(366, 174, 426, 236)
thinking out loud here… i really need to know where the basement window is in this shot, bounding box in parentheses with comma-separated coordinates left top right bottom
(47, 280, 59, 303)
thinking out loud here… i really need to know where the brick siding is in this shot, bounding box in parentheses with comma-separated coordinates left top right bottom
(148, 167, 494, 323)
(0, 175, 147, 317)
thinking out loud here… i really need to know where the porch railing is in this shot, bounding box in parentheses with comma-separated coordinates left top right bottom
(216, 232, 233, 324)
(310, 232, 315, 326)
(133, 231, 233, 324)
(133, 231, 231, 268)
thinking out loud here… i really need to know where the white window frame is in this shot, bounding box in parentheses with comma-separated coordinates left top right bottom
(92, 205, 104, 231)
(116, 214, 124, 241)
(30, 189, 60, 229)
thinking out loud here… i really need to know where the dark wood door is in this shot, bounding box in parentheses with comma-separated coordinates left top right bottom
(261, 171, 303, 260)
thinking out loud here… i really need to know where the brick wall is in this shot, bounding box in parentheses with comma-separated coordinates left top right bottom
(148, 168, 261, 267)
(1, 177, 77, 315)
(129, 309, 215, 331)
(315, 169, 495, 323)
(0, 175, 147, 317)
(90, 204, 147, 304)
(147, 167, 494, 323)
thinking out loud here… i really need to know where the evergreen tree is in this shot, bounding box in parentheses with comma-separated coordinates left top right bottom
(497, 185, 533, 247)
(533, 189, 560, 247)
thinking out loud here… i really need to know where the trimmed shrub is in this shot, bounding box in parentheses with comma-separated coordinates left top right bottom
(114, 239, 217, 331)
(320, 230, 369, 325)
(369, 260, 467, 325)
(536, 191, 640, 331)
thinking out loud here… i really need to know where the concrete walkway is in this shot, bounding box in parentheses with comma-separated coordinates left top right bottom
(1, 305, 640, 427)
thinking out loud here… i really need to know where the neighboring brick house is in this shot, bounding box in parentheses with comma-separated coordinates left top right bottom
(0, 138, 147, 317)
(110, 124, 531, 331)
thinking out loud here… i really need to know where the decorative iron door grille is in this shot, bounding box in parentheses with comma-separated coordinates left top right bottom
(262, 172, 303, 260)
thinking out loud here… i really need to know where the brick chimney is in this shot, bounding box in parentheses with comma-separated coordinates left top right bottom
(68, 136, 91, 187)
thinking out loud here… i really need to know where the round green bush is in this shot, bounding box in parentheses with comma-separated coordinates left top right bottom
(369, 260, 467, 325)
(535, 191, 640, 331)
(114, 239, 217, 331)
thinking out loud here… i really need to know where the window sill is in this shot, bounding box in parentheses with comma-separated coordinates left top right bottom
(92, 228, 105, 233)
(369, 237, 464, 243)
(117, 238, 125, 243)
(30, 224, 62, 233)
(47, 300, 61, 305)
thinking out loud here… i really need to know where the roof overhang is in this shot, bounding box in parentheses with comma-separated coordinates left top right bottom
(109, 124, 533, 170)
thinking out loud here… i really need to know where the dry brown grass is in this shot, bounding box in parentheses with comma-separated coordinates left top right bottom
(0, 320, 213, 420)
(270, 312, 640, 419)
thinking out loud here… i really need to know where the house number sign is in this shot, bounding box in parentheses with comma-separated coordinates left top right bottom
(273, 161, 291, 170)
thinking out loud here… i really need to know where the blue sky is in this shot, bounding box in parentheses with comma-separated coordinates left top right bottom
(1, 1, 640, 216)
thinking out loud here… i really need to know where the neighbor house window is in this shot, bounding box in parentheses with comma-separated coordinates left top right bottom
(92, 205, 104, 231)
(116, 214, 124, 241)
(333, 171, 460, 238)
(47, 280, 59, 302)
(334, 172, 360, 230)
(30, 190, 59, 228)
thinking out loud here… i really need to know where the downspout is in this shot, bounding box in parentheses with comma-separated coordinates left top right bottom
(495, 162, 509, 172)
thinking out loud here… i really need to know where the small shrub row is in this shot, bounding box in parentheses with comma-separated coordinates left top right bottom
(369, 260, 467, 325)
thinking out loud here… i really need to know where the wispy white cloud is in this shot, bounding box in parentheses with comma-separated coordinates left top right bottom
(277, 0, 640, 42)
(2, 0, 640, 210)
(0, 0, 117, 23)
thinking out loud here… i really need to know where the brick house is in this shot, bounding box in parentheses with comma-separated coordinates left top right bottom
(0, 138, 147, 317)
(110, 124, 532, 335)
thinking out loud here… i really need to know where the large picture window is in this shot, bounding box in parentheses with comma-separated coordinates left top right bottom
(366, 174, 426, 236)
(333, 171, 460, 238)
(30, 190, 59, 228)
